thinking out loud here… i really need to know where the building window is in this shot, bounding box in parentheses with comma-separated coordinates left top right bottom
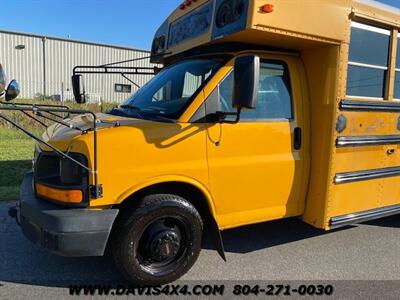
(346, 22, 390, 99)
(219, 60, 293, 121)
(115, 84, 132, 93)
(395, 34, 400, 100)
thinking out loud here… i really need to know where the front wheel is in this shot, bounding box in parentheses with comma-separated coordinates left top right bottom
(112, 194, 203, 285)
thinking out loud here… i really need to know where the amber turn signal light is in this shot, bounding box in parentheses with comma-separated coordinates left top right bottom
(36, 184, 83, 203)
(180, 0, 197, 10)
(260, 4, 274, 13)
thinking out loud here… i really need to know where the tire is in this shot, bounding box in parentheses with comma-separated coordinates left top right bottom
(112, 194, 203, 285)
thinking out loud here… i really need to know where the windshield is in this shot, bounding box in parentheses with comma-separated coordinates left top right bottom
(119, 57, 226, 119)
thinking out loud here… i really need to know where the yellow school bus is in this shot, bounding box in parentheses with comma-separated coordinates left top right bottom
(2, 0, 400, 285)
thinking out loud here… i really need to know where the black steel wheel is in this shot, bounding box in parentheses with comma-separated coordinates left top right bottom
(112, 194, 203, 285)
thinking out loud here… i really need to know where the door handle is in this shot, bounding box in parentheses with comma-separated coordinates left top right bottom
(294, 127, 302, 150)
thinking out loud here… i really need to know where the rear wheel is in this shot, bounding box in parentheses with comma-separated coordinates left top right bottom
(112, 194, 203, 285)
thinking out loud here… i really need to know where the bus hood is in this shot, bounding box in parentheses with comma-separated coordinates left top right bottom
(40, 113, 157, 151)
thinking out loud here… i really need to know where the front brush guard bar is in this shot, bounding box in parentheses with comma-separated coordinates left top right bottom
(0, 102, 103, 199)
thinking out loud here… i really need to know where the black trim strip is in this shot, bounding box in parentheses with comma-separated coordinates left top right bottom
(340, 100, 400, 112)
(336, 135, 400, 147)
(334, 166, 400, 184)
(330, 204, 400, 229)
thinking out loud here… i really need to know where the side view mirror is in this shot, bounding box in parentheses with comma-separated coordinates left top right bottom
(0, 64, 6, 95)
(233, 55, 260, 110)
(72, 74, 86, 104)
(5, 80, 20, 102)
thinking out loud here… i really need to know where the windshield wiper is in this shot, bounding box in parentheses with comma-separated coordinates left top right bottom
(119, 104, 144, 119)
(114, 105, 175, 123)
(120, 104, 142, 110)
(148, 114, 176, 123)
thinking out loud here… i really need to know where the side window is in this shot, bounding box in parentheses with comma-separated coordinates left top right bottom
(182, 70, 212, 97)
(395, 33, 400, 100)
(219, 60, 293, 121)
(347, 22, 390, 99)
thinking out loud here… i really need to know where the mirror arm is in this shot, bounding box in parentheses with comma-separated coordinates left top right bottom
(121, 73, 141, 89)
(216, 108, 242, 124)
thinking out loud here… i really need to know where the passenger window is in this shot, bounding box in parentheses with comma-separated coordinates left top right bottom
(347, 22, 390, 98)
(219, 60, 293, 121)
(395, 35, 400, 100)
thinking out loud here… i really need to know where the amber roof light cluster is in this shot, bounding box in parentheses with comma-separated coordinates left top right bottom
(180, 0, 199, 10)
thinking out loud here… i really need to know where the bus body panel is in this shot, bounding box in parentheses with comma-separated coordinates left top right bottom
(181, 0, 399, 230)
(32, 0, 400, 233)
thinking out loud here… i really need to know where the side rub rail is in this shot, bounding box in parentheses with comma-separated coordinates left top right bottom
(334, 166, 400, 184)
(336, 135, 400, 147)
(330, 204, 400, 229)
(340, 100, 400, 112)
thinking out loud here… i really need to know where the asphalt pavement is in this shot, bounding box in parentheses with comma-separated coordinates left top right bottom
(1, 201, 400, 299)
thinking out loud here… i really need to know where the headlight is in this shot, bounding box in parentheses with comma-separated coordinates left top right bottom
(59, 156, 86, 185)
(34, 152, 89, 206)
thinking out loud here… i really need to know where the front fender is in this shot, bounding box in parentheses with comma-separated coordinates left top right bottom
(116, 175, 217, 218)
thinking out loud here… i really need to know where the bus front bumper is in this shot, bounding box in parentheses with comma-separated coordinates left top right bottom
(13, 172, 119, 257)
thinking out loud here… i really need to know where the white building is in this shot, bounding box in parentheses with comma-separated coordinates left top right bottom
(0, 29, 155, 103)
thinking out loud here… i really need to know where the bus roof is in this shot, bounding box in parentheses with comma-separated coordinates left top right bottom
(355, 0, 400, 15)
(151, 0, 400, 63)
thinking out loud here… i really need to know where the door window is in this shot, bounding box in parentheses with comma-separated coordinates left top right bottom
(219, 60, 293, 121)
